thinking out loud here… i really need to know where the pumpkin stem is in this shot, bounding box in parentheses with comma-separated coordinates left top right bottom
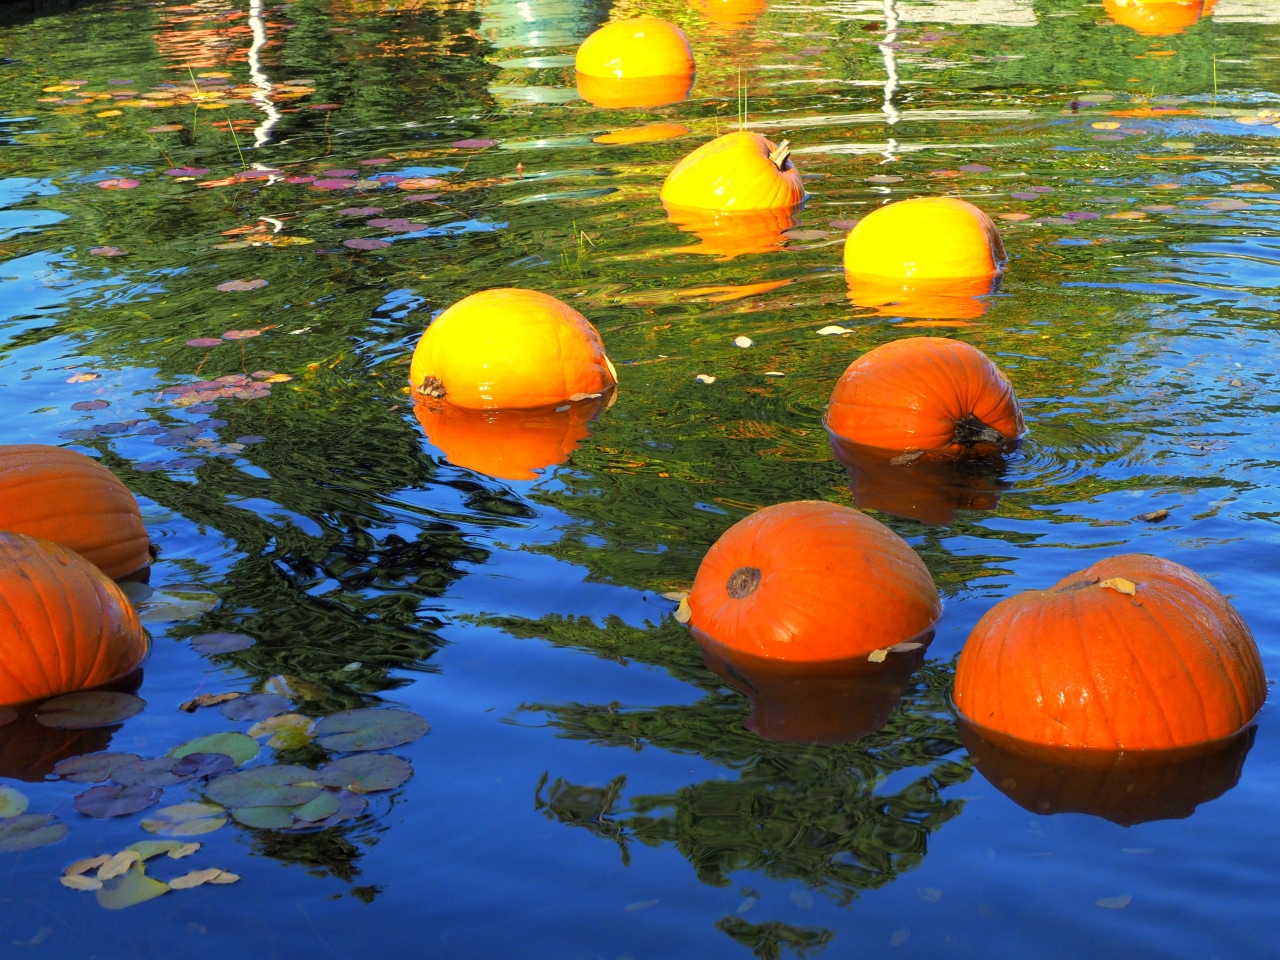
(768, 139, 791, 170)
(726, 566, 762, 599)
(953, 414, 1005, 448)
(416, 376, 446, 399)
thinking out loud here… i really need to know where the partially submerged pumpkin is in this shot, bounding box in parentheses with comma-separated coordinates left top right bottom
(688, 501, 940, 663)
(844, 197, 1005, 282)
(954, 554, 1266, 752)
(409, 288, 618, 410)
(846, 273, 997, 322)
(664, 202, 799, 260)
(825, 338, 1024, 456)
(0, 444, 151, 580)
(0, 532, 149, 706)
(577, 74, 693, 110)
(660, 131, 805, 212)
(575, 17, 694, 108)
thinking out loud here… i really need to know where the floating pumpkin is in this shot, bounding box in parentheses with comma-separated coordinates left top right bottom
(415, 394, 609, 481)
(847, 273, 997, 321)
(700, 630, 931, 744)
(825, 338, 1024, 456)
(664, 202, 799, 260)
(843, 197, 1005, 282)
(1102, 0, 1210, 36)
(660, 131, 805, 212)
(690, 0, 768, 28)
(960, 720, 1253, 826)
(688, 501, 940, 663)
(575, 18, 694, 106)
(409, 288, 618, 410)
(0, 533, 149, 706)
(954, 554, 1267, 752)
(830, 436, 1007, 525)
(0, 444, 151, 580)
(577, 74, 694, 110)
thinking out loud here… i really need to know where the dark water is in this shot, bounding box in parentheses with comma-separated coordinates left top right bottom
(2, 0, 1280, 956)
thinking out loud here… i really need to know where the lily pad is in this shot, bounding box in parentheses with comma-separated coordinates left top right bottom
(126, 839, 187, 861)
(231, 805, 295, 829)
(112, 758, 188, 788)
(290, 790, 341, 823)
(75, 784, 162, 819)
(0, 814, 68, 852)
(248, 713, 314, 749)
(0, 787, 28, 818)
(96, 864, 169, 910)
(36, 692, 145, 729)
(317, 754, 412, 793)
(316, 789, 367, 827)
(312, 709, 429, 753)
(169, 732, 259, 766)
(172, 753, 235, 780)
(54, 752, 141, 783)
(205, 764, 321, 808)
(191, 632, 255, 654)
(141, 802, 227, 837)
(222, 693, 289, 721)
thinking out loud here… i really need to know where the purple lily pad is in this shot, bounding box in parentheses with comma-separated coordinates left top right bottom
(172, 752, 236, 779)
(186, 337, 225, 348)
(323, 168, 358, 177)
(959, 164, 992, 173)
(94, 422, 130, 435)
(1064, 211, 1100, 221)
(223, 329, 262, 340)
(165, 167, 210, 177)
(187, 403, 218, 414)
(165, 457, 205, 470)
(134, 461, 166, 472)
(451, 138, 497, 149)
(1028, 186, 1055, 193)
(339, 207, 383, 216)
(359, 157, 395, 165)
(286, 175, 317, 184)
(344, 238, 391, 250)
(111, 758, 189, 788)
(222, 693, 291, 722)
(311, 178, 358, 190)
(72, 400, 109, 411)
(403, 193, 441, 202)
(53, 752, 142, 783)
(75, 783, 162, 819)
(216, 279, 267, 292)
(235, 169, 280, 180)
(89, 246, 128, 257)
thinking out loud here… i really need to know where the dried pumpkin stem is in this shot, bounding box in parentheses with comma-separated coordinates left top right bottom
(726, 566, 762, 599)
(952, 413, 1005, 447)
(768, 139, 791, 170)
(415, 376, 446, 399)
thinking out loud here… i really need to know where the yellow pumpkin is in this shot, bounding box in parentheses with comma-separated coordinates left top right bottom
(576, 74, 693, 110)
(664, 202, 799, 260)
(844, 197, 1005, 281)
(409, 288, 617, 411)
(846, 273, 998, 321)
(574, 17, 694, 80)
(660, 131, 805, 212)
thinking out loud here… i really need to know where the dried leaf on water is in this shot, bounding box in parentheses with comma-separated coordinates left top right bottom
(247, 713, 315, 749)
(1100, 578, 1137, 596)
(172, 753, 235, 780)
(816, 326, 850, 336)
(312, 709, 430, 753)
(126, 840, 188, 861)
(215, 279, 267, 292)
(141, 803, 227, 837)
(0, 815, 68, 852)
(0, 786, 29, 818)
(867, 648, 889, 663)
(695, 374, 716, 384)
(97, 850, 141, 881)
(168, 868, 223, 890)
(180, 692, 240, 712)
(1135, 509, 1169, 523)
(61, 874, 102, 891)
(36, 692, 145, 730)
(65, 855, 110, 876)
(674, 598, 692, 624)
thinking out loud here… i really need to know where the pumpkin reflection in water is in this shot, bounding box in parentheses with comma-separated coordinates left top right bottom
(690, 0, 768, 29)
(576, 73, 693, 109)
(698, 631, 931, 744)
(847, 272, 998, 322)
(415, 395, 611, 482)
(1102, 0, 1215, 36)
(961, 721, 1254, 826)
(830, 435, 1009, 525)
(664, 203, 800, 260)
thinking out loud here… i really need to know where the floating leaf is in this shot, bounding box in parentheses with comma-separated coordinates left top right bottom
(164, 167, 209, 177)
(36, 692, 145, 730)
(232, 805, 295, 829)
(96, 864, 169, 910)
(313, 709, 429, 753)
(180, 692, 240, 712)
(291, 790, 342, 823)
(222, 329, 263, 340)
(0, 787, 29, 818)
(868, 648, 889, 663)
(75, 784, 161, 819)
(97, 850, 141, 881)
(0, 814, 68, 852)
(816, 326, 849, 336)
(209, 870, 240, 884)
(222, 693, 290, 722)
(338, 207, 382, 216)
(216, 279, 267, 292)
(65, 854, 110, 876)
(185, 337, 224, 348)
(695, 374, 716, 385)
(451, 138, 498, 148)
(317, 754, 412, 793)
(67, 373, 99, 383)
(316, 789, 367, 827)
(141, 803, 227, 837)
(1100, 578, 1137, 596)
(674, 598, 692, 624)
(169, 868, 224, 890)
(112, 758, 188, 788)
(97, 179, 140, 190)
(172, 753, 235, 780)
(205, 764, 322, 808)
(61, 874, 102, 891)
(136, 587, 217, 621)
(248, 713, 315, 749)
(169, 732, 259, 767)
(88, 246, 127, 257)
(1136, 509, 1170, 523)
(190, 632, 255, 654)
(54, 752, 141, 783)
(343, 238, 391, 250)
(145, 124, 183, 133)
(169, 842, 201, 859)
(733, 336, 753, 348)
(126, 840, 186, 861)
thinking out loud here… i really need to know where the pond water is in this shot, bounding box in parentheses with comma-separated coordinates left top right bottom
(1, 0, 1280, 956)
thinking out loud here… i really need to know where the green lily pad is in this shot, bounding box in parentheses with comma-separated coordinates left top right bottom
(141, 802, 227, 837)
(0, 814, 68, 852)
(291, 790, 341, 823)
(53, 752, 142, 783)
(126, 839, 186, 861)
(36, 692, 145, 730)
(231, 805, 295, 829)
(75, 784, 161, 819)
(169, 732, 259, 766)
(205, 764, 321, 808)
(313, 709, 429, 753)
(317, 754, 412, 793)
(96, 864, 169, 910)
(0, 787, 29, 818)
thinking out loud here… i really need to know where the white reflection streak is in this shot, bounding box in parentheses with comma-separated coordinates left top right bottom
(248, 0, 281, 147)
(878, 0, 900, 161)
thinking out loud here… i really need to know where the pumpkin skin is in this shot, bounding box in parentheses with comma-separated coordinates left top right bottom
(825, 338, 1024, 456)
(660, 131, 805, 213)
(1102, 0, 1209, 36)
(688, 501, 941, 663)
(574, 17, 695, 80)
(847, 272, 997, 322)
(699, 630, 931, 744)
(0, 533, 149, 706)
(843, 197, 1005, 281)
(830, 435, 1007, 525)
(0, 444, 151, 580)
(415, 394, 609, 482)
(409, 288, 618, 410)
(576, 73, 693, 110)
(954, 554, 1267, 752)
(960, 720, 1253, 826)
(664, 202, 800, 260)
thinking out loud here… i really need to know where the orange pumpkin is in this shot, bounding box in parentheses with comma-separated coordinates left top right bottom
(0, 444, 151, 580)
(409, 288, 618, 410)
(577, 74, 693, 110)
(830, 436, 1007, 525)
(1102, 0, 1209, 35)
(664, 202, 799, 260)
(699, 630, 931, 744)
(844, 197, 1005, 281)
(960, 720, 1253, 826)
(575, 17, 694, 80)
(825, 338, 1024, 456)
(954, 554, 1267, 751)
(847, 273, 997, 321)
(0, 533, 149, 706)
(415, 394, 609, 481)
(690, 0, 768, 28)
(688, 501, 940, 663)
(660, 131, 805, 212)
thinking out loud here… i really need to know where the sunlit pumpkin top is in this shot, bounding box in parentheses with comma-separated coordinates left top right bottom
(843, 196, 1005, 281)
(660, 131, 806, 213)
(574, 17, 695, 80)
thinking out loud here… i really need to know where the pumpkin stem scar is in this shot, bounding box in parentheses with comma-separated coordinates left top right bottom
(1056, 577, 1100, 593)
(726, 566, 762, 599)
(768, 140, 792, 170)
(952, 414, 1005, 447)
(415, 376, 446, 399)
